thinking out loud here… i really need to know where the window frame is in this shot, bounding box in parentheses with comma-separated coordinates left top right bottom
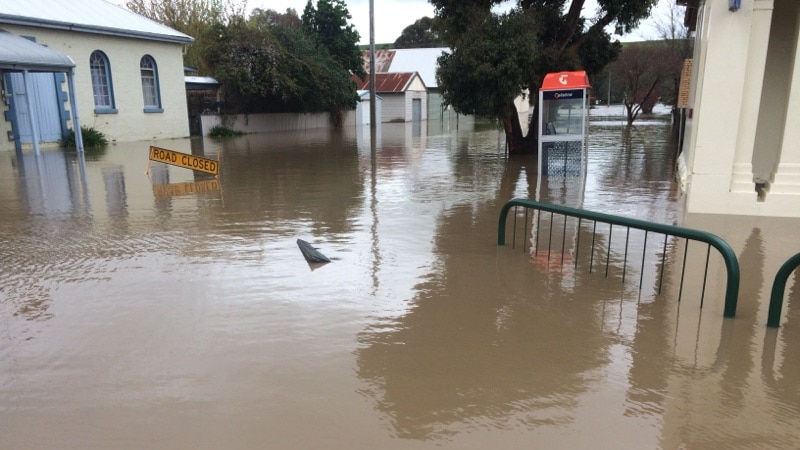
(89, 50, 117, 114)
(139, 55, 163, 113)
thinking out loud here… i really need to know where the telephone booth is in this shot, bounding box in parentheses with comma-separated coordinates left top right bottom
(538, 71, 591, 176)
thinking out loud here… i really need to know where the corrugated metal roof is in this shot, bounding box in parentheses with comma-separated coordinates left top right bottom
(361, 49, 394, 74)
(0, 0, 192, 44)
(361, 48, 448, 89)
(385, 48, 447, 89)
(185, 76, 219, 85)
(185, 75, 219, 90)
(352, 72, 422, 93)
(0, 28, 74, 71)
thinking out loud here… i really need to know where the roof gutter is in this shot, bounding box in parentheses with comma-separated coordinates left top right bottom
(0, 15, 194, 44)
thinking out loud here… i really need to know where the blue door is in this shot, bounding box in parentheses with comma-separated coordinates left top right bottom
(7, 72, 64, 143)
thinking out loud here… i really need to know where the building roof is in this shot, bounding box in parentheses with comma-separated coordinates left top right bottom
(0, 28, 74, 71)
(384, 48, 447, 89)
(361, 48, 448, 89)
(185, 75, 220, 90)
(352, 72, 424, 93)
(0, 0, 193, 44)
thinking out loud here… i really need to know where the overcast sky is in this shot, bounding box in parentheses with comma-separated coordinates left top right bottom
(109, 0, 673, 45)
(247, 0, 673, 45)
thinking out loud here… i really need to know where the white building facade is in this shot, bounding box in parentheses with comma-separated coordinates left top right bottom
(679, 0, 800, 217)
(0, 0, 193, 151)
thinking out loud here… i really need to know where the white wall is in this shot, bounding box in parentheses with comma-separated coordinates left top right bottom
(680, 0, 800, 217)
(381, 95, 408, 123)
(201, 111, 357, 135)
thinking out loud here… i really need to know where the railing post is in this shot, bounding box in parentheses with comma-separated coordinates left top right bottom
(497, 201, 514, 246)
(767, 252, 800, 328)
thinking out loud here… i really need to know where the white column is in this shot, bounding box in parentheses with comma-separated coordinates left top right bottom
(770, 7, 800, 194)
(67, 68, 84, 152)
(685, 0, 760, 213)
(730, 0, 774, 192)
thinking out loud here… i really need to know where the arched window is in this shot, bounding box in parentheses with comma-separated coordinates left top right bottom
(140, 55, 162, 112)
(90, 51, 116, 113)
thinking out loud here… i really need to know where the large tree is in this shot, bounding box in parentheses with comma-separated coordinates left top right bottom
(436, 7, 539, 150)
(607, 42, 678, 125)
(301, 0, 366, 79)
(433, 0, 659, 154)
(201, 8, 359, 118)
(652, 0, 693, 124)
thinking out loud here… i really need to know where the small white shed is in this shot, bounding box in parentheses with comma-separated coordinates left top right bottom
(355, 90, 382, 126)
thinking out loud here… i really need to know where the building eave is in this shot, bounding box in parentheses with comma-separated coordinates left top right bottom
(0, 15, 194, 44)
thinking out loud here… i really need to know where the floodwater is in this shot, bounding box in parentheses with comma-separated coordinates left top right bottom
(2, 110, 800, 449)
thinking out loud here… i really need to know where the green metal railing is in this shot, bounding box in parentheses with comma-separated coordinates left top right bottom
(767, 252, 800, 328)
(498, 198, 741, 318)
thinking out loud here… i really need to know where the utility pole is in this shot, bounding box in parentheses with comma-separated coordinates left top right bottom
(369, 0, 376, 132)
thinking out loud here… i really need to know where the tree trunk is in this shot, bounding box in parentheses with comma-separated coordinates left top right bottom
(624, 102, 636, 126)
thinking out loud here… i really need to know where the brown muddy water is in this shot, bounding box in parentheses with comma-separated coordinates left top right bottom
(2, 111, 800, 449)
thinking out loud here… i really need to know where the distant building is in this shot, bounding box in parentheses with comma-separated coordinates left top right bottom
(352, 72, 427, 123)
(678, 0, 800, 217)
(184, 66, 220, 136)
(0, 0, 193, 151)
(361, 48, 530, 122)
(363, 48, 446, 119)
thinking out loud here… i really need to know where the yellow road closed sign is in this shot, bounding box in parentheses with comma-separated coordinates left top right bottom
(149, 146, 219, 176)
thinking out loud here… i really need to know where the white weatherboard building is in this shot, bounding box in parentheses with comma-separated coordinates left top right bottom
(0, 0, 193, 152)
(353, 72, 428, 123)
(678, 0, 800, 217)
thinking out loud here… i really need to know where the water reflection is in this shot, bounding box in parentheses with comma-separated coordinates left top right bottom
(355, 199, 617, 439)
(14, 150, 91, 217)
(2, 151, 94, 323)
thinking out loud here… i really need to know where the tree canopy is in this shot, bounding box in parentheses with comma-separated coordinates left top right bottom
(437, 9, 539, 120)
(200, 7, 359, 117)
(128, 0, 363, 122)
(394, 17, 445, 49)
(433, 0, 659, 154)
(125, 0, 247, 71)
(302, 0, 366, 79)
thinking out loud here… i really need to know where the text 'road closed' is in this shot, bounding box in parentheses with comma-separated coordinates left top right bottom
(149, 146, 219, 176)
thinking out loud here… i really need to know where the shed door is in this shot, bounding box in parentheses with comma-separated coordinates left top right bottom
(412, 98, 422, 122)
(7, 72, 63, 143)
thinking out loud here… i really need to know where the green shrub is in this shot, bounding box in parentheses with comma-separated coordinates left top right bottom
(61, 126, 108, 148)
(208, 125, 245, 137)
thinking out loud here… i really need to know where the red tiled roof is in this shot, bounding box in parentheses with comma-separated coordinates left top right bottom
(351, 72, 418, 93)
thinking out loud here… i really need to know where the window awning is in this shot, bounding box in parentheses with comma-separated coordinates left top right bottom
(0, 28, 74, 72)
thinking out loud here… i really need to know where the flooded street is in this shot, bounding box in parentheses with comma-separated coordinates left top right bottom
(2, 111, 800, 449)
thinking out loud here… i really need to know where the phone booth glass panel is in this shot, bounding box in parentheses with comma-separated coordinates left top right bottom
(538, 71, 591, 177)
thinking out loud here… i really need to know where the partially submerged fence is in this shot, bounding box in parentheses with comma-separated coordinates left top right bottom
(497, 198, 741, 318)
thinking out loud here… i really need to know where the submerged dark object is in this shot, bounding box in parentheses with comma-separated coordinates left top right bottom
(296, 239, 331, 263)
